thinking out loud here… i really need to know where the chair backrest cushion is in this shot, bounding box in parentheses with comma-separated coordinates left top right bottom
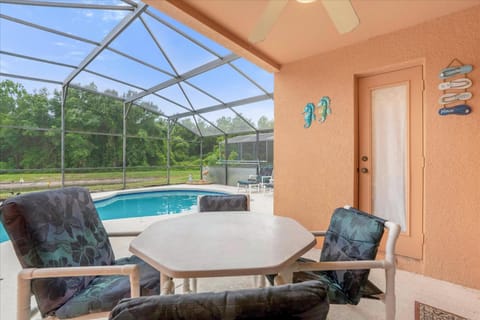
(198, 194, 249, 212)
(0, 187, 115, 316)
(320, 207, 385, 305)
(259, 166, 273, 177)
(109, 280, 329, 320)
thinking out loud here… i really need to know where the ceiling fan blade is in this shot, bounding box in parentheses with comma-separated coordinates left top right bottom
(249, 0, 288, 43)
(321, 0, 359, 34)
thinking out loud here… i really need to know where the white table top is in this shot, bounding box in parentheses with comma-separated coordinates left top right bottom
(129, 212, 316, 278)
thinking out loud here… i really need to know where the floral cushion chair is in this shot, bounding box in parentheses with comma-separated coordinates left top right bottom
(0, 187, 160, 320)
(267, 206, 400, 320)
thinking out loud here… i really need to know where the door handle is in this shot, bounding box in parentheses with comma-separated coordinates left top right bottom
(360, 168, 368, 173)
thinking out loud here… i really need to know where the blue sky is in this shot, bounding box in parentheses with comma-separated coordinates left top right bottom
(0, 0, 274, 135)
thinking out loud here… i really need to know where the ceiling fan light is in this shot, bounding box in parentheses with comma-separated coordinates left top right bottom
(296, 0, 318, 4)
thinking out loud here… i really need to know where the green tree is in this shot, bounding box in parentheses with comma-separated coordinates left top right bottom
(257, 115, 274, 130)
(0, 81, 58, 169)
(228, 150, 238, 160)
(126, 103, 167, 167)
(0, 80, 268, 172)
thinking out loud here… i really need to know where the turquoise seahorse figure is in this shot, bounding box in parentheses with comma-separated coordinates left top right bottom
(303, 103, 316, 128)
(318, 96, 331, 123)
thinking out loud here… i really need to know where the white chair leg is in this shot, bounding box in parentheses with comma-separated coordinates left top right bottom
(191, 278, 198, 293)
(161, 274, 175, 295)
(385, 266, 396, 320)
(183, 278, 191, 293)
(258, 275, 266, 288)
(252, 275, 266, 288)
(274, 274, 285, 285)
(17, 274, 31, 320)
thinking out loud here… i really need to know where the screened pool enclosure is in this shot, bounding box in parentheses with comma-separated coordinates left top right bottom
(0, 0, 274, 197)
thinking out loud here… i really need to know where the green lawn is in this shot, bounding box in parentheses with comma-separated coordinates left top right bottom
(0, 168, 202, 200)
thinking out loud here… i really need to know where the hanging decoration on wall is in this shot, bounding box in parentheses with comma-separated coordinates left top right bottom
(438, 104, 472, 116)
(439, 64, 472, 79)
(438, 59, 473, 116)
(438, 78, 472, 90)
(318, 96, 331, 123)
(303, 102, 316, 128)
(302, 96, 332, 128)
(438, 92, 472, 105)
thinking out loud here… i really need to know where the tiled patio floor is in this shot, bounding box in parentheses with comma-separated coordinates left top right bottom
(1, 185, 479, 319)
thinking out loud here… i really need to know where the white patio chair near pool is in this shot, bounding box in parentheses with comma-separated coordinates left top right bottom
(237, 166, 273, 194)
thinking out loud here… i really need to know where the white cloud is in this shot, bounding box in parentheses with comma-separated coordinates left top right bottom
(54, 41, 68, 47)
(102, 11, 126, 22)
(69, 51, 86, 56)
(84, 11, 94, 18)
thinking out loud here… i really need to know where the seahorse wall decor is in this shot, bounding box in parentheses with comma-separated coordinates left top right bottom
(318, 96, 331, 123)
(302, 96, 331, 128)
(303, 102, 316, 128)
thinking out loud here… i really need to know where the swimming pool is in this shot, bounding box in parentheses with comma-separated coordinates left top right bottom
(0, 189, 227, 243)
(95, 189, 226, 220)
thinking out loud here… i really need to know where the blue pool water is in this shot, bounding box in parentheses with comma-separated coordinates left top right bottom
(95, 190, 225, 220)
(0, 225, 7, 243)
(0, 189, 226, 243)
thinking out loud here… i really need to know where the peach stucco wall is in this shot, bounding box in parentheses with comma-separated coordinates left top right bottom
(274, 5, 480, 289)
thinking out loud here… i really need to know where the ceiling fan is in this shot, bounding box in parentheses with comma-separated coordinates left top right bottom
(248, 0, 359, 43)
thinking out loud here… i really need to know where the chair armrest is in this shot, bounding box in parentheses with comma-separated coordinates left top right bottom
(108, 231, 141, 237)
(19, 264, 140, 279)
(19, 264, 140, 296)
(384, 221, 401, 264)
(17, 265, 141, 320)
(293, 259, 392, 273)
(297, 257, 317, 263)
(310, 230, 327, 237)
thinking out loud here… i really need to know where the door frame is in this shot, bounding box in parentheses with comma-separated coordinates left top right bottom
(354, 63, 425, 260)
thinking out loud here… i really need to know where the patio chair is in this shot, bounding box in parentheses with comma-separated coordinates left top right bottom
(0, 187, 160, 320)
(267, 206, 401, 320)
(237, 174, 261, 193)
(197, 194, 250, 212)
(109, 280, 329, 320)
(259, 166, 273, 190)
(261, 176, 274, 192)
(237, 166, 273, 193)
(259, 165, 273, 178)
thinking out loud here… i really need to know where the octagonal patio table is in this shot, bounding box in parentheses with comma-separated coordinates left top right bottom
(129, 212, 316, 294)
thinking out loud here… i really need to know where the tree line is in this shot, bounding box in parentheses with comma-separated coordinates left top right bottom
(0, 80, 273, 171)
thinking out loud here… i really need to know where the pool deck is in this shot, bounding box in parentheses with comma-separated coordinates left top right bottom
(1, 184, 479, 319)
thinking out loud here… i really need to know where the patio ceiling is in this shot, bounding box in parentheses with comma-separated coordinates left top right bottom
(0, 0, 274, 137)
(146, 0, 480, 72)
